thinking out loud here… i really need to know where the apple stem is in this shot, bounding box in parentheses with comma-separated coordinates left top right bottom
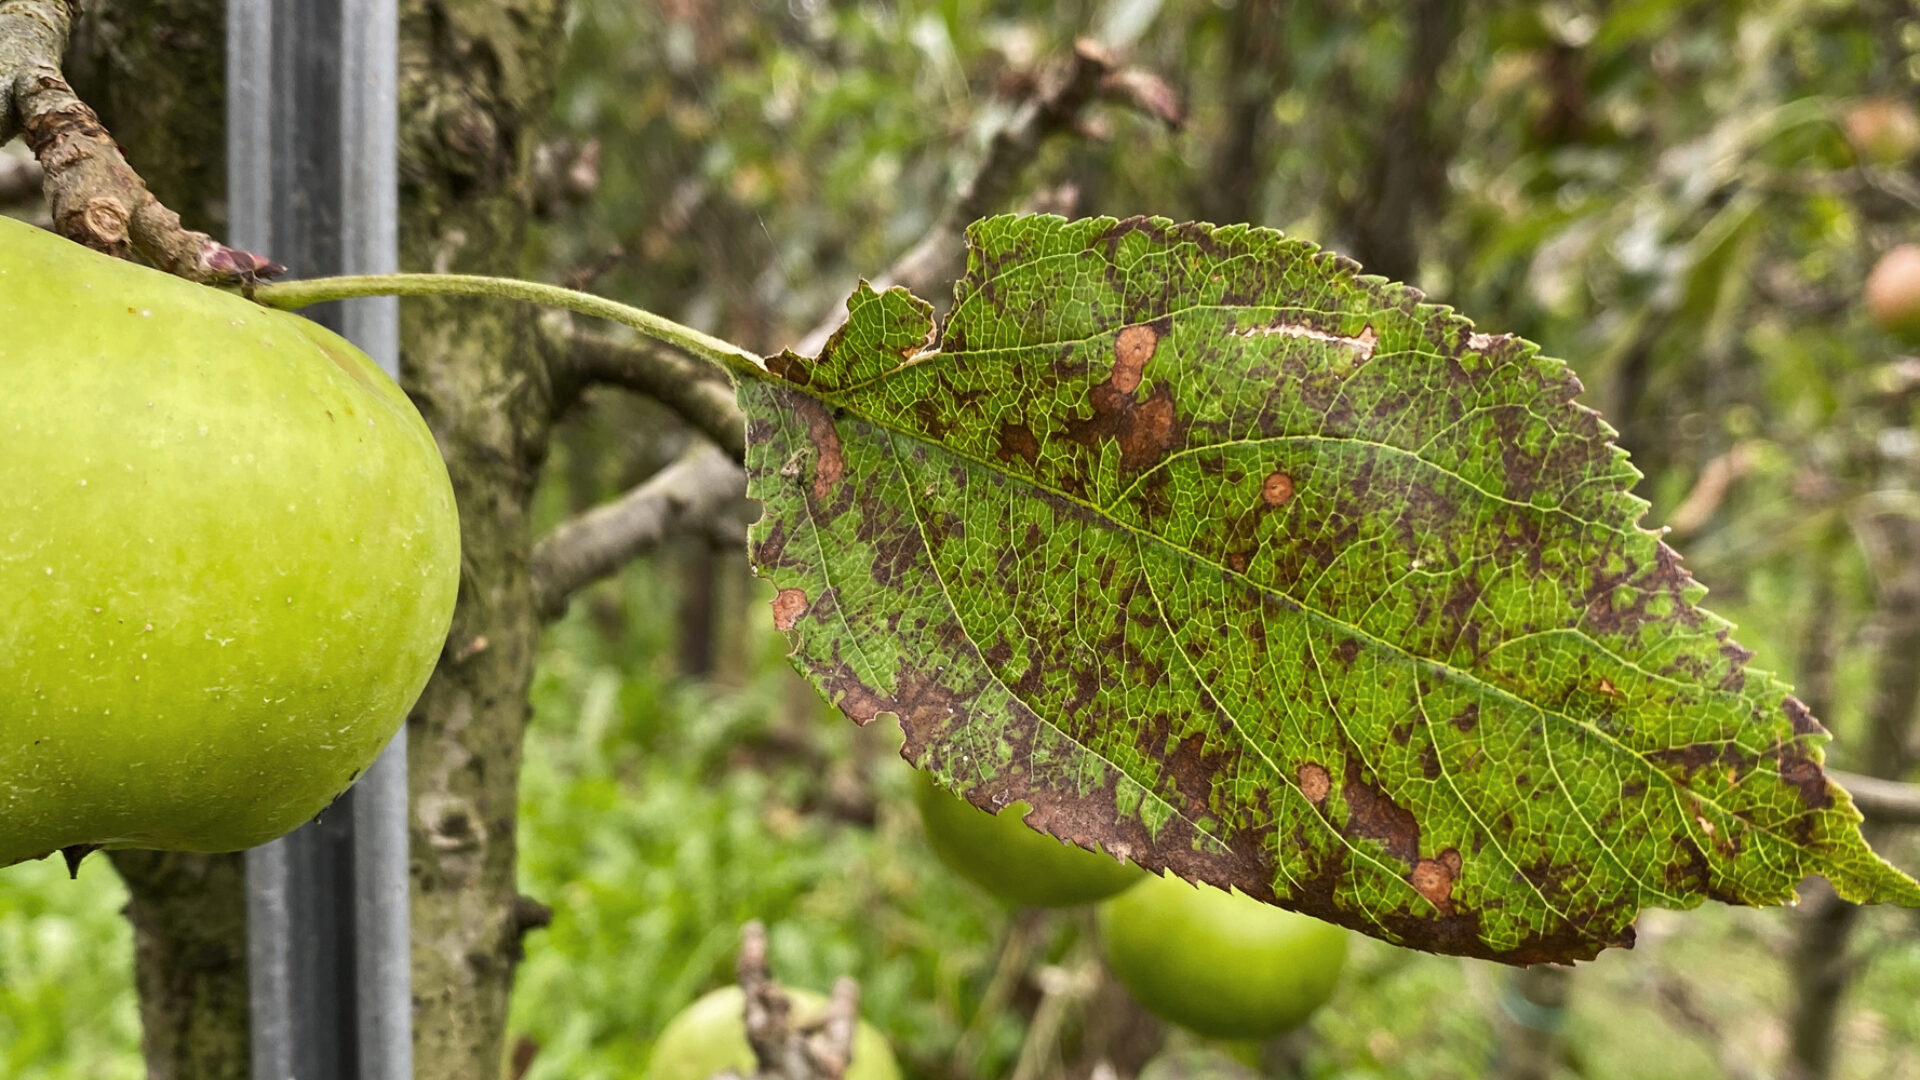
(252, 273, 768, 381)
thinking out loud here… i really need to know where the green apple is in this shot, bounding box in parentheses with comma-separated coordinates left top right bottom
(0, 214, 460, 869)
(1867, 244, 1920, 346)
(914, 770, 1144, 908)
(1136, 1047, 1264, 1080)
(641, 984, 901, 1080)
(1098, 872, 1349, 1041)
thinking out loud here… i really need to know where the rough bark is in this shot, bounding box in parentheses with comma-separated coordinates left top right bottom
(66, 0, 226, 234)
(394, 3, 568, 1076)
(109, 850, 252, 1080)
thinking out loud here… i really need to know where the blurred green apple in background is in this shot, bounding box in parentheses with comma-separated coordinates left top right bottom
(0, 215, 460, 869)
(641, 985, 900, 1080)
(914, 769, 1144, 908)
(1098, 871, 1349, 1041)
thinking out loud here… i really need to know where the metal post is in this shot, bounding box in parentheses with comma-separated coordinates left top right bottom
(228, 3, 410, 1078)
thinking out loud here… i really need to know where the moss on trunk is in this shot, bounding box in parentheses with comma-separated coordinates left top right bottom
(396, 3, 568, 1076)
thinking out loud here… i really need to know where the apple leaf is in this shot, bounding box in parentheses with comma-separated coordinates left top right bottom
(738, 215, 1920, 963)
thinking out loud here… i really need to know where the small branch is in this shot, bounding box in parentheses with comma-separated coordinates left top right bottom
(556, 330, 747, 459)
(1661, 441, 1758, 538)
(793, 39, 1183, 356)
(737, 921, 793, 1075)
(528, 444, 746, 621)
(1488, 965, 1570, 1080)
(1832, 771, 1920, 827)
(733, 921, 861, 1080)
(805, 978, 860, 1080)
(951, 909, 1043, 1074)
(0, 0, 280, 283)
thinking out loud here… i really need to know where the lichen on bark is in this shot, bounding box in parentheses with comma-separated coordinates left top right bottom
(396, 2, 569, 1076)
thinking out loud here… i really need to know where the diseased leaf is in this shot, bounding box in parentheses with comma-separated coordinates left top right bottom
(739, 215, 1920, 963)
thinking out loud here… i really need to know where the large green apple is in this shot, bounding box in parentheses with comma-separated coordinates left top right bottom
(0, 215, 460, 868)
(1098, 872, 1349, 1041)
(914, 770, 1144, 908)
(641, 985, 901, 1080)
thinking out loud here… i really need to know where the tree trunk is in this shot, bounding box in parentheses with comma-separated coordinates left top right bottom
(395, 3, 568, 1076)
(1339, 0, 1464, 284)
(109, 850, 252, 1080)
(1198, 0, 1289, 226)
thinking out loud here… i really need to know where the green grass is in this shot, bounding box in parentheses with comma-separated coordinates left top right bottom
(0, 854, 141, 1080)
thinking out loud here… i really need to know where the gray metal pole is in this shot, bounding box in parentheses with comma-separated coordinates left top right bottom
(228, 3, 410, 1078)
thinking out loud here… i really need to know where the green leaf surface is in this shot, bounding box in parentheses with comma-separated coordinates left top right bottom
(738, 215, 1920, 963)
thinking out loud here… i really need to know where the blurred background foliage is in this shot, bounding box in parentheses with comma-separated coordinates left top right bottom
(8, 0, 1920, 1077)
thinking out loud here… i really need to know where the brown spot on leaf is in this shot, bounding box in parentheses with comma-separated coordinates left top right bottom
(1261, 471, 1295, 507)
(998, 421, 1040, 467)
(770, 588, 809, 632)
(1112, 323, 1160, 393)
(1064, 382, 1182, 473)
(1412, 852, 1458, 909)
(1342, 763, 1421, 865)
(1784, 696, 1827, 738)
(1776, 743, 1833, 811)
(790, 396, 844, 500)
(1298, 762, 1330, 804)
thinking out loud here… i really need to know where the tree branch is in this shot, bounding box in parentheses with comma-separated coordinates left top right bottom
(527, 443, 745, 621)
(1787, 510, 1920, 1079)
(792, 39, 1182, 356)
(0, 0, 278, 283)
(555, 39, 1181, 436)
(732, 920, 862, 1080)
(534, 36, 1185, 649)
(553, 329, 747, 458)
(1832, 770, 1920, 827)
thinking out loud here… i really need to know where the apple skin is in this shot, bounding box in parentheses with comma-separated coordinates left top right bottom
(1098, 872, 1349, 1041)
(914, 770, 1144, 908)
(641, 985, 901, 1080)
(0, 215, 460, 868)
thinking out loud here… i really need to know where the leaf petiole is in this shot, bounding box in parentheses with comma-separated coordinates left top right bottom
(252, 272, 768, 382)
